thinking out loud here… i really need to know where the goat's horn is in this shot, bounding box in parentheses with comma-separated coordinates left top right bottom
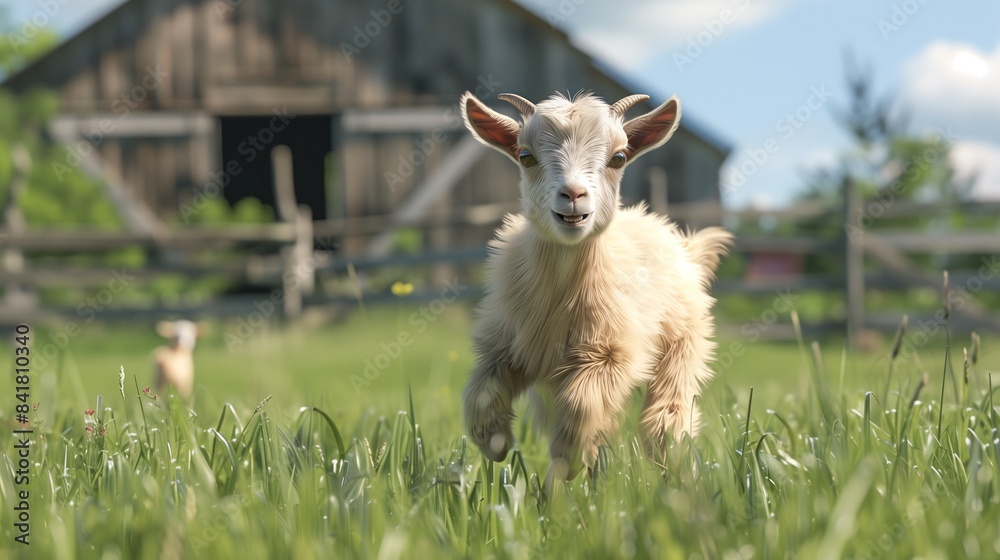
(498, 93, 536, 117)
(609, 94, 650, 117)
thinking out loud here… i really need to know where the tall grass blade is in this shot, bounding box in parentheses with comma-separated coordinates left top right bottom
(937, 343, 950, 442)
(883, 315, 907, 403)
(863, 392, 872, 454)
(298, 406, 347, 459)
(739, 387, 754, 488)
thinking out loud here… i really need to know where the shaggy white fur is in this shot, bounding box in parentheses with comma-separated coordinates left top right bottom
(460, 91, 732, 484)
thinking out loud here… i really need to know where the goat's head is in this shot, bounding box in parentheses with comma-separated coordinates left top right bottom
(461, 91, 680, 245)
(156, 320, 202, 350)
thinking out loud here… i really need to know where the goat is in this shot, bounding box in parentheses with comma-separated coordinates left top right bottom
(459, 91, 732, 484)
(152, 320, 201, 401)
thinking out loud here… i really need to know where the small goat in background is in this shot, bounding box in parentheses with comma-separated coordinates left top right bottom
(460, 90, 732, 485)
(153, 320, 201, 401)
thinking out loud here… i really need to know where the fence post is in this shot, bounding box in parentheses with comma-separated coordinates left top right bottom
(286, 205, 314, 318)
(649, 166, 669, 216)
(3, 145, 33, 310)
(843, 178, 864, 348)
(272, 145, 313, 320)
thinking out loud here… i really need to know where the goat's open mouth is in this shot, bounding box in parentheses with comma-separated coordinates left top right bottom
(553, 211, 591, 226)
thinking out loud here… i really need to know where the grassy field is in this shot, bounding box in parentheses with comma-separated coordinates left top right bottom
(1, 299, 999, 559)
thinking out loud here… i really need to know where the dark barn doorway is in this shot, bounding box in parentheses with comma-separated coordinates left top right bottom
(219, 115, 333, 220)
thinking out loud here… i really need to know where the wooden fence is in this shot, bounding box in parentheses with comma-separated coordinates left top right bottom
(2, 155, 998, 345)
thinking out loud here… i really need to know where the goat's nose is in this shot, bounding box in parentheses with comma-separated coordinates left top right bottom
(559, 182, 587, 202)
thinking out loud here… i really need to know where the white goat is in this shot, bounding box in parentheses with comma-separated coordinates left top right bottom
(152, 320, 201, 401)
(460, 91, 732, 483)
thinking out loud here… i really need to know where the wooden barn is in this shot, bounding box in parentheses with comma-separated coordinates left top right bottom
(4, 0, 730, 257)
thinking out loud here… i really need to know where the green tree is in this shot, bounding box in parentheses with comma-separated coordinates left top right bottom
(0, 11, 122, 229)
(794, 54, 997, 315)
(802, 54, 973, 211)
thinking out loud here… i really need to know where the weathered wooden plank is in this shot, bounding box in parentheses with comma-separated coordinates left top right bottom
(158, 138, 177, 212)
(282, 207, 315, 318)
(203, 84, 340, 113)
(138, 141, 158, 207)
(714, 276, 842, 294)
(271, 145, 298, 222)
(666, 200, 832, 224)
(153, 0, 174, 107)
(341, 107, 464, 133)
(0, 262, 257, 286)
(134, 0, 158, 110)
(172, 2, 195, 104)
(0, 294, 296, 324)
(863, 233, 1000, 329)
(236, 0, 260, 78)
(188, 116, 215, 188)
(98, 45, 120, 103)
(51, 113, 215, 139)
(875, 199, 1000, 219)
(873, 231, 1000, 254)
(317, 247, 488, 273)
(254, 0, 279, 75)
(3, 225, 296, 252)
(734, 237, 840, 254)
(206, 0, 237, 83)
(64, 69, 99, 112)
(174, 138, 190, 201)
(866, 272, 1000, 291)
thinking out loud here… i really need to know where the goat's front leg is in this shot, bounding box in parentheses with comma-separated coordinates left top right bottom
(463, 342, 527, 462)
(640, 333, 716, 458)
(546, 340, 636, 487)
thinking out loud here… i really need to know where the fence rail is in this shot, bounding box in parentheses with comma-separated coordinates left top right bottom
(1, 172, 997, 343)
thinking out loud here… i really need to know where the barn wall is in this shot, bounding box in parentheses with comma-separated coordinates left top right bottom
(8, 0, 727, 228)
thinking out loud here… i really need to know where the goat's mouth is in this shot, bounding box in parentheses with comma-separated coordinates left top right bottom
(553, 211, 591, 226)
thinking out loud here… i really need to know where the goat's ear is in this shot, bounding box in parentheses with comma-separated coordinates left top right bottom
(461, 92, 521, 162)
(623, 96, 681, 162)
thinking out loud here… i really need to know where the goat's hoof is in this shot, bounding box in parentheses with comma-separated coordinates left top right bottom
(548, 457, 576, 482)
(470, 425, 511, 461)
(483, 433, 511, 461)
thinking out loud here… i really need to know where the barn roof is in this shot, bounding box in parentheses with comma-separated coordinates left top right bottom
(3, 0, 730, 157)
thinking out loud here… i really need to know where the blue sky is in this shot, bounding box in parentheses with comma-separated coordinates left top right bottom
(519, 0, 1000, 208)
(4, 0, 999, 208)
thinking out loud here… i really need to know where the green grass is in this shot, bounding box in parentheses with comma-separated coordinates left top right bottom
(1, 301, 999, 559)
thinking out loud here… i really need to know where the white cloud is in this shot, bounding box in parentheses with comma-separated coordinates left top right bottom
(901, 41, 1000, 142)
(519, 0, 791, 71)
(950, 141, 1000, 200)
(900, 40, 1000, 199)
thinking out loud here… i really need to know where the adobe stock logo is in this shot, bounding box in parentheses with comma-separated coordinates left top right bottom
(877, 0, 932, 41)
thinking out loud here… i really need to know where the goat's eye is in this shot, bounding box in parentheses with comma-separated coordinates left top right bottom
(608, 151, 627, 169)
(518, 149, 538, 168)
